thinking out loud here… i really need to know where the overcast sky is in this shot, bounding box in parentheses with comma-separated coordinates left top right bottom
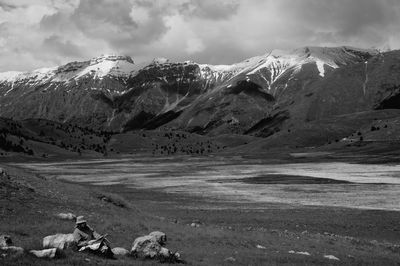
(1, 0, 400, 71)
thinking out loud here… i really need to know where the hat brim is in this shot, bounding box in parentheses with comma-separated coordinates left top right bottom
(76, 220, 87, 224)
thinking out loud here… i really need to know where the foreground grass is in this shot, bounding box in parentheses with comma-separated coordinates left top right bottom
(1, 164, 400, 265)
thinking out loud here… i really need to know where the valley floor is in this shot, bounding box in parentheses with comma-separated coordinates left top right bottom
(1, 157, 400, 265)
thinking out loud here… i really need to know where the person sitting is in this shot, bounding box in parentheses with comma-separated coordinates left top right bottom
(73, 216, 113, 258)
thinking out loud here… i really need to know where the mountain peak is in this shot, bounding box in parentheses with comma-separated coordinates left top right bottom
(90, 54, 134, 65)
(151, 57, 170, 64)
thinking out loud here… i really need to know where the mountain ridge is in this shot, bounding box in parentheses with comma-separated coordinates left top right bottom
(0, 46, 397, 141)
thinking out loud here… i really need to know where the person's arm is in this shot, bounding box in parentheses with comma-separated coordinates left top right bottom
(73, 229, 89, 247)
(91, 227, 102, 239)
(93, 230, 102, 239)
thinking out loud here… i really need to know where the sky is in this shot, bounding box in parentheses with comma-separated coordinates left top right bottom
(1, 0, 400, 71)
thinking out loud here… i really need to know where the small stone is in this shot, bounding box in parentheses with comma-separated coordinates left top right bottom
(55, 213, 76, 221)
(324, 254, 340, 261)
(30, 248, 57, 259)
(112, 247, 129, 256)
(256, 244, 266, 249)
(289, 250, 311, 256)
(224, 256, 236, 262)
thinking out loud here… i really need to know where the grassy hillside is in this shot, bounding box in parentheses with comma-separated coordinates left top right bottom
(1, 163, 400, 265)
(0, 118, 111, 158)
(235, 109, 400, 153)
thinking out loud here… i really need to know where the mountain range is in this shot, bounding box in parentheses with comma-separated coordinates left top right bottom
(1, 46, 400, 156)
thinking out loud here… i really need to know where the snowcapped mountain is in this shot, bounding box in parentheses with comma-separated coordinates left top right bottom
(0, 55, 138, 86)
(200, 46, 376, 80)
(1, 46, 396, 137)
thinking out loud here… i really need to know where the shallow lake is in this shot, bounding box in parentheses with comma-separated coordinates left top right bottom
(13, 155, 400, 211)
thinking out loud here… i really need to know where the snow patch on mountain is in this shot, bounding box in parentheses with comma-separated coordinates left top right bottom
(0, 46, 378, 91)
(0, 55, 139, 85)
(74, 55, 137, 79)
(198, 46, 378, 83)
(0, 67, 57, 85)
(0, 71, 22, 83)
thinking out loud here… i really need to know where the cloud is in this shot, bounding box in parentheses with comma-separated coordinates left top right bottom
(0, 0, 400, 71)
(179, 0, 240, 20)
(43, 35, 83, 58)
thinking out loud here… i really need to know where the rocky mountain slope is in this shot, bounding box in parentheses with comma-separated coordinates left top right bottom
(0, 47, 400, 152)
(2, 46, 393, 139)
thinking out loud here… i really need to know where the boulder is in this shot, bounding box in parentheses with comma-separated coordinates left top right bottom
(149, 231, 167, 246)
(55, 213, 76, 221)
(30, 248, 57, 259)
(43, 233, 75, 249)
(0, 235, 12, 247)
(112, 247, 129, 256)
(131, 234, 180, 262)
(131, 235, 161, 258)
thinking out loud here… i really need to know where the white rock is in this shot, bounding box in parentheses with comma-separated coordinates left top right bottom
(30, 248, 57, 259)
(131, 234, 178, 260)
(289, 250, 311, 256)
(131, 235, 162, 258)
(43, 233, 75, 249)
(55, 213, 76, 221)
(224, 256, 236, 262)
(256, 244, 266, 249)
(0, 246, 24, 257)
(324, 254, 340, 261)
(112, 247, 129, 256)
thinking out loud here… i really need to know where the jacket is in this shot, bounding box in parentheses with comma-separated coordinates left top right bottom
(73, 225, 101, 247)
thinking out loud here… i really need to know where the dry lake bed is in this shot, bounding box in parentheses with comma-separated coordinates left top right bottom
(13, 155, 400, 211)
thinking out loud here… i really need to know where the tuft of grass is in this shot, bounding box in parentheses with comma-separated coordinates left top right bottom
(94, 192, 131, 209)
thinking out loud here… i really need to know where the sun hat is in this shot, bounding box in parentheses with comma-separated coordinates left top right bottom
(76, 216, 87, 225)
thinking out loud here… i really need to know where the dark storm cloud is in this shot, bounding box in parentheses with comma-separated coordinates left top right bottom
(1, 0, 400, 71)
